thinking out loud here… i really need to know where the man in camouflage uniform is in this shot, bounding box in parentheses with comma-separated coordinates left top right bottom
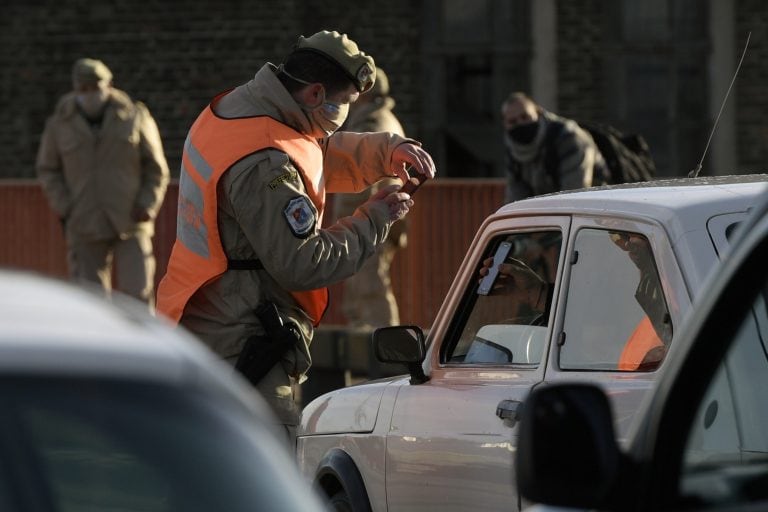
(36, 58, 169, 306)
(156, 31, 436, 446)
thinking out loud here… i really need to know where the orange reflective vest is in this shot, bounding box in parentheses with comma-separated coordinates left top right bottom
(156, 93, 329, 326)
(618, 315, 664, 371)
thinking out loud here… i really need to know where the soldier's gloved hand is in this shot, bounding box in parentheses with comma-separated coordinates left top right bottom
(369, 184, 414, 221)
(390, 142, 437, 185)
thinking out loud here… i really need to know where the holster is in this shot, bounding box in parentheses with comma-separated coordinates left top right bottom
(235, 302, 301, 386)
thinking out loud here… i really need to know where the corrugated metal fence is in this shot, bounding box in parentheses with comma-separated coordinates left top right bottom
(0, 179, 505, 328)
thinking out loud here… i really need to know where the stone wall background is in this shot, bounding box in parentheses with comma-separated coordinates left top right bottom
(0, 0, 423, 178)
(1, 0, 766, 179)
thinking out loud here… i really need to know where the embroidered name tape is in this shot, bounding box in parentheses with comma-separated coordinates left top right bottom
(269, 170, 298, 190)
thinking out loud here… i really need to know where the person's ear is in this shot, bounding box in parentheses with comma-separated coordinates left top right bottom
(299, 83, 324, 108)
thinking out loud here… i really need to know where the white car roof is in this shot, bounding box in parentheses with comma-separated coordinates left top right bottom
(497, 175, 768, 229)
(0, 270, 238, 391)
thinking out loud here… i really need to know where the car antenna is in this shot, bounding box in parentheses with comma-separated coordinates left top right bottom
(689, 31, 751, 179)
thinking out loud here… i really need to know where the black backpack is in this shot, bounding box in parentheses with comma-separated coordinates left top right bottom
(545, 121, 656, 186)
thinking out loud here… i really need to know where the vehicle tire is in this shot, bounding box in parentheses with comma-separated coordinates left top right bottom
(329, 490, 353, 512)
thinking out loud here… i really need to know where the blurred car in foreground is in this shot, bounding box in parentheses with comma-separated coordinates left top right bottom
(0, 271, 325, 512)
(297, 175, 768, 512)
(517, 183, 768, 511)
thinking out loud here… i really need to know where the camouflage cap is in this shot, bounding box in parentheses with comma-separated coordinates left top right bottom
(71, 58, 113, 86)
(294, 30, 376, 93)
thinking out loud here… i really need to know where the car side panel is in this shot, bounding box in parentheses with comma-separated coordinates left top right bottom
(385, 369, 542, 511)
(298, 383, 401, 512)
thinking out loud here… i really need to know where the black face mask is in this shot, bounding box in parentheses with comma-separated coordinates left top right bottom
(508, 121, 539, 144)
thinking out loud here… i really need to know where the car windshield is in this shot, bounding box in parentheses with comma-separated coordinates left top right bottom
(0, 377, 316, 512)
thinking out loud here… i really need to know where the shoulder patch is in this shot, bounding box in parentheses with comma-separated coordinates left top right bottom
(268, 169, 299, 190)
(283, 196, 316, 238)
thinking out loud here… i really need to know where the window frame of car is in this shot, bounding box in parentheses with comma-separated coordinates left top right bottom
(433, 213, 690, 376)
(547, 214, 688, 375)
(555, 221, 676, 373)
(437, 215, 572, 371)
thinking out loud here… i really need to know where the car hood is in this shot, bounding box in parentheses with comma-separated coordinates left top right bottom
(299, 376, 406, 435)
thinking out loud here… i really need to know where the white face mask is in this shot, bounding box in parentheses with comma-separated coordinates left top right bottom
(309, 98, 350, 136)
(76, 89, 109, 117)
(280, 66, 351, 136)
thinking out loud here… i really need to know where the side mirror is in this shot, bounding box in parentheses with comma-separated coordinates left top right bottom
(373, 326, 429, 384)
(516, 383, 625, 509)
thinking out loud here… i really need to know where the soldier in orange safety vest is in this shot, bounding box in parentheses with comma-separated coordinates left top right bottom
(155, 30, 436, 446)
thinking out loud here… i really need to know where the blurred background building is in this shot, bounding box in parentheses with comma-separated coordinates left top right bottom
(1, 0, 765, 181)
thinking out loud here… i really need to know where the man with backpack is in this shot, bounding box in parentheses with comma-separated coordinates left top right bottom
(501, 92, 606, 203)
(502, 92, 656, 204)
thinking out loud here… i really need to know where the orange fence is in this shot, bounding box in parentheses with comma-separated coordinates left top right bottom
(0, 179, 505, 328)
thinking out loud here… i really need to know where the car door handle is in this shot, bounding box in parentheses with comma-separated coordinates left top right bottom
(496, 399, 522, 421)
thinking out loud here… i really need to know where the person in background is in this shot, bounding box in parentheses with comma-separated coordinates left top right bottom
(502, 92, 605, 203)
(156, 31, 436, 446)
(333, 68, 407, 329)
(36, 58, 170, 307)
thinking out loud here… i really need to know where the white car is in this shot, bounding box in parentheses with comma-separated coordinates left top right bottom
(0, 271, 325, 512)
(516, 181, 768, 510)
(297, 175, 768, 512)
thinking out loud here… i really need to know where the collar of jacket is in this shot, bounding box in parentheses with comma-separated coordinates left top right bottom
(238, 63, 316, 136)
(56, 88, 135, 120)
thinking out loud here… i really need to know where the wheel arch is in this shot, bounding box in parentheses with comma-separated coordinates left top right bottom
(314, 448, 373, 512)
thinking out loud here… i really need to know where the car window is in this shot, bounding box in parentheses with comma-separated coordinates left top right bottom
(0, 379, 316, 512)
(559, 229, 672, 371)
(444, 230, 562, 366)
(680, 281, 768, 506)
(707, 212, 749, 258)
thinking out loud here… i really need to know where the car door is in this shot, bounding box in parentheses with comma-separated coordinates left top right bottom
(542, 215, 690, 439)
(639, 209, 768, 510)
(384, 216, 570, 512)
(675, 269, 768, 508)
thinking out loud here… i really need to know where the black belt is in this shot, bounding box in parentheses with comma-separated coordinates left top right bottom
(227, 259, 264, 270)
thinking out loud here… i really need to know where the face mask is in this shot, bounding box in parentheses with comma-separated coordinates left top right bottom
(508, 121, 539, 144)
(299, 87, 349, 137)
(310, 99, 350, 136)
(76, 89, 109, 118)
(281, 65, 351, 136)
